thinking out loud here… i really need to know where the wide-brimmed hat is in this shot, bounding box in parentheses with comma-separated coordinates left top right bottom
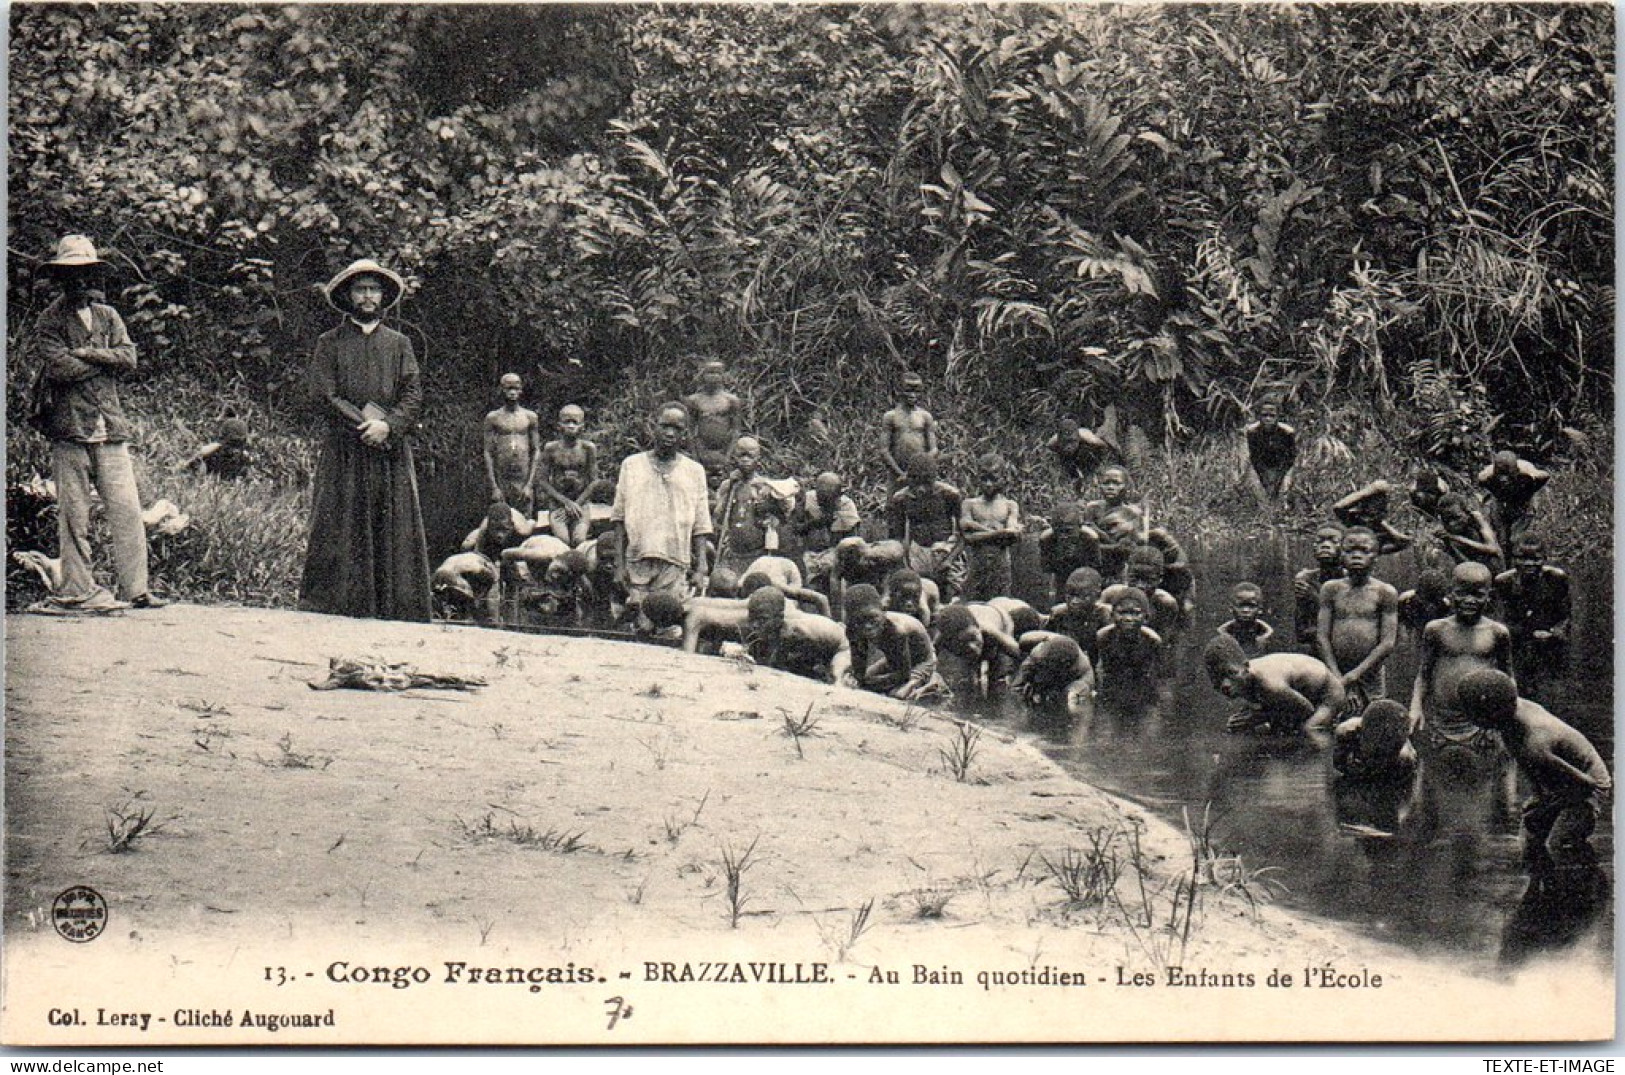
(323, 259, 405, 315)
(44, 235, 108, 273)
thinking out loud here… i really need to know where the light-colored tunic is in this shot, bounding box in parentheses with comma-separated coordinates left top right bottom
(611, 451, 713, 568)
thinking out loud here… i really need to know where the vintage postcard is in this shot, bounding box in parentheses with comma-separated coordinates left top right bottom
(3, 1, 1614, 1046)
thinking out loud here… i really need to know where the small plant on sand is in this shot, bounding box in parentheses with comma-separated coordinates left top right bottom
(818, 896, 877, 961)
(1183, 804, 1287, 913)
(938, 721, 983, 783)
(779, 703, 821, 759)
(94, 797, 176, 854)
(910, 887, 956, 920)
(637, 735, 670, 771)
(882, 702, 923, 733)
(1106, 819, 1200, 966)
(718, 835, 762, 929)
(259, 732, 332, 770)
(638, 682, 665, 699)
(662, 789, 710, 844)
(455, 813, 593, 853)
(1041, 827, 1125, 907)
(192, 725, 232, 754)
(843, 897, 876, 957)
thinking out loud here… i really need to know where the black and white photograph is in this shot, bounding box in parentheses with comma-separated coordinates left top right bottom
(2, 2, 1614, 1045)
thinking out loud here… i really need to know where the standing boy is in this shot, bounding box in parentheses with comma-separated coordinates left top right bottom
(1408, 561, 1512, 750)
(1316, 527, 1399, 711)
(880, 371, 938, 489)
(1293, 523, 1345, 648)
(712, 436, 795, 593)
(611, 402, 713, 611)
(1493, 536, 1571, 699)
(483, 373, 541, 513)
(1082, 466, 1145, 580)
(682, 359, 744, 488)
(888, 454, 965, 600)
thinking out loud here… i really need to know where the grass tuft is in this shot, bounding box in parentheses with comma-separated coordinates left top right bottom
(937, 721, 982, 783)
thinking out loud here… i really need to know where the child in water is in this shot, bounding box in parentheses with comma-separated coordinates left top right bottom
(1331, 699, 1420, 839)
(1011, 634, 1094, 712)
(1095, 589, 1163, 708)
(1316, 527, 1399, 712)
(882, 567, 940, 630)
(1493, 535, 1571, 699)
(1101, 545, 1181, 643)
(1037, 500, 1100, 604)
(1292, 523, 1345, 649)
(1333, 699, 1418, 782)
(1459, 669, 1611, 883)
(1397, 567, 1451, 635)
(1409, 561, 1512, 751)
(1042, 566, 1105, 663)
(1201, 633, 1345, 735)
(1218, 582, 1274, 657)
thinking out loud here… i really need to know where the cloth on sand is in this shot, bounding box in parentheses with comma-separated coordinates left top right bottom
(309, 657, 487, 692)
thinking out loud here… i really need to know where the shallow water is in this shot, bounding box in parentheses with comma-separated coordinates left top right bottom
(962, 532, 1614, 969)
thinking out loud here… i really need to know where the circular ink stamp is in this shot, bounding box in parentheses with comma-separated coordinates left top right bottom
(52, 885, 107, 943)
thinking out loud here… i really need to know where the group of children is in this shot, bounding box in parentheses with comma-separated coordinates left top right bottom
(1200, 476, 1602, 887)
(430, 369, 1605, 888)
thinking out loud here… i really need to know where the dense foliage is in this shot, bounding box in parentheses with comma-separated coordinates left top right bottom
(7, 4, 1613, 604)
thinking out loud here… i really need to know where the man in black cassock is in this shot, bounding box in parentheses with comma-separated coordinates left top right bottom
(299, 259, 432, 622)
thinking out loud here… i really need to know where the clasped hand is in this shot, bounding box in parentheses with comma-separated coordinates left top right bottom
(357, 419, 391, 448)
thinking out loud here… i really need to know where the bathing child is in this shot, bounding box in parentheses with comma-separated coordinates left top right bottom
(1218, 582, 1274, 657)
(1316, 527, 1399, 711)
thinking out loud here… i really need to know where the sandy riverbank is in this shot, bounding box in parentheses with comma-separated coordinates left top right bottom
(2, 606, 1611, 1044)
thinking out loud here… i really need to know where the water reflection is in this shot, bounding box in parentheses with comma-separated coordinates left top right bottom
(971, 531, 1613, 968)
